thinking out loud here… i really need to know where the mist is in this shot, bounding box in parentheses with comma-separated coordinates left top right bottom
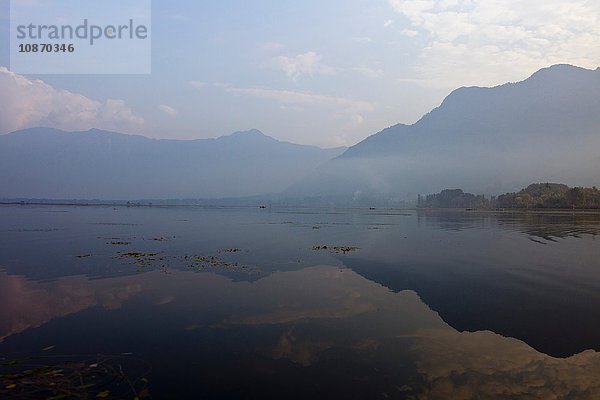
(0, 128, 344, 200)
(286, 64, 600, 201)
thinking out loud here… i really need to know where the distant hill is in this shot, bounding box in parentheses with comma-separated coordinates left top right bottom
(497, 183, 600, 209)
(287, 64, 600, 200)
(0, 128, 344, 199)
(417, 183, 600, 210)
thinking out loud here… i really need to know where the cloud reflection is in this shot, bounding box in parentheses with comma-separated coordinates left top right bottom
(0, 272, 142, 342)
(410, 328, 600, 399)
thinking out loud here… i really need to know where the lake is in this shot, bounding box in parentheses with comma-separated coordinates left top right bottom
(1, 204, 600, 399)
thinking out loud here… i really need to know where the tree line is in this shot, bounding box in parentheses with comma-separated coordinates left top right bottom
(496, 183, 600, 209)
(418, 183, 600, 209)
(418, 189, 490, 209)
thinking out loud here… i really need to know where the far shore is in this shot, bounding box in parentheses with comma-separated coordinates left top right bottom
(415, 207, 600, 214)
(2, 200, 600, 214)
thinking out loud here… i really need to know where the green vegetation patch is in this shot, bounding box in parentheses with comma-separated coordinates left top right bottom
(312, 245, 359, 254)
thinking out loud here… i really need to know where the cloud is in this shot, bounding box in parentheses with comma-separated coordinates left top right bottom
(158, 104, 178, 116)
(188, 80, 207, 90)
(383, 19, 394, 28)
(226, 87, 373, 111)
(223, 86, 375, 134)
(351, 114, 365, 125)
(353, 66, 385, 78)
(220, 266, 377, 326)
(388, 0, 600, 87)
(0, 272, 142, 342)
(0, 67, 144, 134)
(267, 51, 336, 81)
(263, 330, 333, 367)
(401, 28, 419, 37)
(212, 82, 231, 88)
(410, 328, 600, 399)
(224, 86, 374, 114)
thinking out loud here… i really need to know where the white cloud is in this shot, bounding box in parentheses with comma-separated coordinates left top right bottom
(188, 80, 207, 90)
(222, 85, 373, 135)
(224, 86, 373, 113)
(0, 67, 143, 134)
(212, 82, 231, 88)
(354, 66, 385, 78)
(383, 19, 394, 28)
(267, 51, 336, 81)
(158, 104, 178, 116)
(388, 0, 600, 87)
(401, 28, 419, 37)
(351, 114, 365, 125)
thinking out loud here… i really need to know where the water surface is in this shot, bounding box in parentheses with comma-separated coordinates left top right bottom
(1, 205, 599, 399)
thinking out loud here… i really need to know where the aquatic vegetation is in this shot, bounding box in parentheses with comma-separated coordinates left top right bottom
(149, 237, 170, 242)
(0, 354, 151, 400)
(312, 245, 359, 254)
(117, 252, 163, 268)
(220, 248, 242, 253)
(184, 255, 239, 269)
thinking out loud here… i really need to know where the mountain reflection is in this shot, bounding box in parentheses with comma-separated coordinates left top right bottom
(1, 266, 599, 398)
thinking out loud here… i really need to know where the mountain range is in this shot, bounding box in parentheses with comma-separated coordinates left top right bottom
(288, 64, 600, 200)
(1, 64, 599, 202)
(0, 128, 344, 199)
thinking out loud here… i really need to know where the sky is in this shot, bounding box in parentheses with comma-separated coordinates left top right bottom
(0, 0, 599, 148)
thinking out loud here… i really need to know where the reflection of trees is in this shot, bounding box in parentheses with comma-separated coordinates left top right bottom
(418, 210, 600, 240)
(417, 210, 492, 232)
(496, 212, 600, 240)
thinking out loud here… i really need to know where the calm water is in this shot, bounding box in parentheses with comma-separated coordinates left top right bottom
(1, 205, 600, 399)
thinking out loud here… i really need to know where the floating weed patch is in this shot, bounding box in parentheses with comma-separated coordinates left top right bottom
(312, 245, 360, 254)
(219, 248, 242, 253)
(75, 254, 93, 259)
(184, 255, 240, 269)
(0, 354, 151, 400)
(117, 252, 164, 268)
(149, 237, 171, 242)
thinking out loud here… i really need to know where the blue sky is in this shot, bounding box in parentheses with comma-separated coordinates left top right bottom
(1, 0, 598, 147)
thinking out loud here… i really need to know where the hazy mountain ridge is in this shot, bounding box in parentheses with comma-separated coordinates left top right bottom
(343, 64, 600, 159)
(288, 64, 600, 199)
(0, 127, 345, 200)
(2, 64, 599, 203)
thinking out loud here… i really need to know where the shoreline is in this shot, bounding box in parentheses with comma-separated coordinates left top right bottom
(3, 201, 600, 214)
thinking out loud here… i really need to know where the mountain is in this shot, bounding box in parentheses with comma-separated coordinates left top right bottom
(287, 64, 600, 200)
(0, 128, 344, 200)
